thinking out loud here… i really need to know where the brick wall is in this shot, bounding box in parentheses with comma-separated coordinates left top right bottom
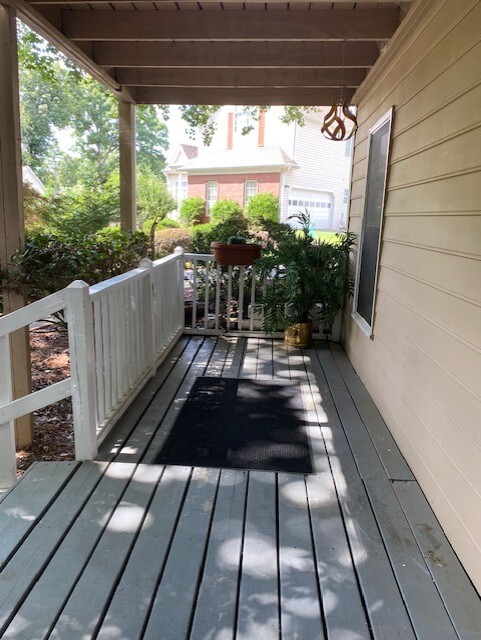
(188, 172, 281, 206)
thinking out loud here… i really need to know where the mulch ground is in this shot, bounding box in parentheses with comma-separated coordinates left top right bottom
(15, 324, 75, 477)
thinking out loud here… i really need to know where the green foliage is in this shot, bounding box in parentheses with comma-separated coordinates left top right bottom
(137, 168, 177, 227)
(248, 219, 294, 248)
(255, 212, 356, 335)
(189, 218, 248, 254)
(244, 193, 279, 225)
(23, 183, 51, 231)
(209, 199, 243, 224)
(2, 228, 149, 303)
(178, 105, 222, 145)
(18, 26, 169, 235)
(154, 228, 192, 258)
(157, 218, 180, 229)
(136, 106, 169, 175)
(179, 197, 205, 227)
(41, 176, 120, 237)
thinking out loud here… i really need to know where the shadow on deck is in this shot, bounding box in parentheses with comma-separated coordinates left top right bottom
(0, 336, 480, 639)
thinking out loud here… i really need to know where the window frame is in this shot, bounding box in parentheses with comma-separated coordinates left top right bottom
(205, 180, 218, 213)
(244, 179, 258, 205)
(352, 107, 394, 338)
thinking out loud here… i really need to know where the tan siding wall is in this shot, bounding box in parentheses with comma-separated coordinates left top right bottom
(344, 0, 481, 592)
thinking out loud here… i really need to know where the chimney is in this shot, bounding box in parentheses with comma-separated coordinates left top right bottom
(258, 110, 265, 147)
(227, 112, 234, 149)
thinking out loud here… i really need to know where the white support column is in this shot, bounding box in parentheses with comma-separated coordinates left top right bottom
(0, 5, 33, 448)
(119, 99, 136, 232)
(139, 258, 156, 377)
(66, 280, 98, 460)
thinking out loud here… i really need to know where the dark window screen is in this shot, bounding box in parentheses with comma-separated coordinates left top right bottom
(356, 118, 391, 326)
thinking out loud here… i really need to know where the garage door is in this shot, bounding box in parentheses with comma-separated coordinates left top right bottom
(287, 190, 334, 230)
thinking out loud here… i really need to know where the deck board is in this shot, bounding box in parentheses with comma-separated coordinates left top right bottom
(236, 471, 279, 640)
(96, 465, 192, 640)
(189, 468, 247, 640)
(1, 337, 480, 640)
(329, 344, 414, 481)
(0, 461, 79, 570)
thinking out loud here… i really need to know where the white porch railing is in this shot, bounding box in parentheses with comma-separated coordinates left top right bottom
(0, 247, 339, 489)
(0, 249, 184, 489)
(182, 252, 340, 340)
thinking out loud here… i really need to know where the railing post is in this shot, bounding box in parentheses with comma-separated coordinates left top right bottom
(66, 280, 98, 460)
(139, 258, 156, 377)
(174, 246, 185, 331)
(0, 334, 17, 489)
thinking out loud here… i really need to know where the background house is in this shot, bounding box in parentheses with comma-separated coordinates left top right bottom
(165, 107, 353, 230)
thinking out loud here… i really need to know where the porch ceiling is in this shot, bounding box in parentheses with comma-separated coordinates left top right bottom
(14, 0, 412, 105)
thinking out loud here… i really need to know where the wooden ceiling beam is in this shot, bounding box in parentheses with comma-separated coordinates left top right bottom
(116, 67, 367, 87)
(134, 86, 355, 105)
(93, 41, 380, 69)
(28, 0, 408, 3)
(5, 0, 135, 102)
(63, 8, 400, 41)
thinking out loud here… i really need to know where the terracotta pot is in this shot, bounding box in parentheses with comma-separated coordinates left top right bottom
(211, 242, 261, 266)
(284, 321, 313, 348)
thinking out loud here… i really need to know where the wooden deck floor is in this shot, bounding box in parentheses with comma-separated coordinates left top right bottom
(1, 336, 480, 640)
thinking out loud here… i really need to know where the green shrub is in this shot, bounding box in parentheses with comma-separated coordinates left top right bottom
(244, 192, 279, 225)
(157, 218, 180, 229)
(248, 219, 294, 247)
(1, 228, 149, 303)
(209, 198, 243, 224)
(190, 218, 249, 254)
(154, 227, 192, 258)
(179, 197, 205, 227)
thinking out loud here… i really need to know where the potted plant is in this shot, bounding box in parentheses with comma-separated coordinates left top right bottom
(255, 212, 355, 347)
(211, 235, 262, 266)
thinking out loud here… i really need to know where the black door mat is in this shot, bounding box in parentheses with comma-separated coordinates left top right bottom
(153, 377, 313, 474)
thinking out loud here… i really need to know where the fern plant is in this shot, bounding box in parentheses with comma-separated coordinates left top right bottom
(255, 211, 356, 335)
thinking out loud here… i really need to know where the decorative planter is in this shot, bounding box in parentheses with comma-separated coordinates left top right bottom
(284, 321, 313, 348)
(211, 242, 261, 267)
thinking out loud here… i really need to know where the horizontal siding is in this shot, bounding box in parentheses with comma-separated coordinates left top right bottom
(345, 0, 481, 594)
(288, 118, 351, 230)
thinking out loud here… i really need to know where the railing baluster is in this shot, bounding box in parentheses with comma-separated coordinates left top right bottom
(192, 256, 198, 329)
(250, 266, 257, 331)
(226, 265, 233, 331)
(215, 264, 221, 331)
(204, 259, 210, 330)
(93, 299, 105, 426)
(100, 295, 112, 418)
(238, 266, 245, 331)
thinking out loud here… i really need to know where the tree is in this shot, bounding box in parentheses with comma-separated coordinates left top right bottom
(18, 24, 170, 234)
(18, 25, 78, 181)
(137, 167, 176, 228)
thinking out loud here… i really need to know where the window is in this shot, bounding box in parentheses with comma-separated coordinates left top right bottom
(353, 108, 393, 336)
(345, 137, 354, 157)
(343, 188, 349, 205)
(244, 180, 258, 204)
(174, 177, 188, 202)
(206, 181, 218, 213)
(234, 107, 255, 133)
